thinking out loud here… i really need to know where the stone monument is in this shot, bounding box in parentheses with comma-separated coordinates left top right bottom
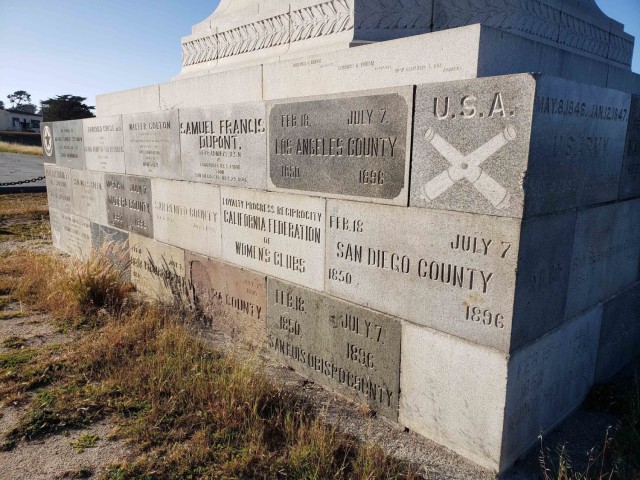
(43, 0, 639, 473)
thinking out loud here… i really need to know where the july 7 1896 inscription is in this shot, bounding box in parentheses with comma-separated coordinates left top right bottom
(268, 87, 412, 205)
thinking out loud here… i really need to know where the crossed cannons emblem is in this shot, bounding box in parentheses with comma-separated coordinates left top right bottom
(420, 126, 516, 209)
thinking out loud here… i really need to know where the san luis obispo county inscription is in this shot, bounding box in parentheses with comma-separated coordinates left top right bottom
(268, 88, 412, 204)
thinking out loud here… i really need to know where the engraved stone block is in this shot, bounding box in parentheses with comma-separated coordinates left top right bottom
(71, 170, 107, 224)
(180, 102, 267, 189)
(566, 199, 640, 319)
(326, 199, 575, 352)
(90, 223, 130, 282)
(122, 110, 181, 179)
(151, 179, 222, 259)
(267, 87, 412, 205)
(267, 278, 401, 419)
(49, 208, 92, 258)
(595, 283, 640, 383)
(44, 164, 73, 212)
(400, 308, 600, 473)
(410, 74, 631, 217)
(129, 234, 188, 303)
(83, 115, 126, 173)
(105, 174, 154, 238)
(52, 120, 85, 170)
(220, 187, 325, 291)
(41, 122, 56, 163)
(620, 95, 640, 200)
(187, 252, 267, 346)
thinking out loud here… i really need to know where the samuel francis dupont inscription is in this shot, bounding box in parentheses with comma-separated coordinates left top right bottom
(268, 87, 413, 205)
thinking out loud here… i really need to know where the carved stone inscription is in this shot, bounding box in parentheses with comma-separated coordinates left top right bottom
(267, 278, 401, 419)
(105, 174, 154, 238)
(326, 199, 522, 352)
(52, 120, 85, 170)
(44, 164, 73, 212)
(83, 115, 125, 173)
(187, 252, 267, 346)
(71, 170, 107, 224)
(180, 102, 267, 189)
(220, 187, 325, 291)
(152, 179, 222, 259)
(411, 75, 533, 217)
(41, 123, 56, 163)
(268, 88, 411, 204)
(55, 210, 91, 258)
(122, 110, 181, 178)
(129, 233, 188, 303)
(620, 95, 640, 200)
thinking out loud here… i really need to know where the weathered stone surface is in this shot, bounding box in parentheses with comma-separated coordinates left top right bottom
(95, 84, 160, 117)
(400, 308, 600, 473)
(129, 234, 188, 303)
(52, 120, 85, 170)
(410, 74, 631, 217)
(160, 66, 263, 109)
(83, 115, 126, 173)
(595, 283, 640, 383)
(620, 95, 640, 200)
(122, 110, 181, 179)
(41, 123, 56, 163)
(180, 102, 267, 189)
(326, 199, 575, 352)
(90, 223, 131, 281)
(267, 278, 401, 419)
(267, 87, 412, 205)
(187, 252, 267, 346)
(220, 187, 325, 291)
(105, 174, 154, 238)
(49, 209, 92, 258)
(151, 179, 222, 259)
(566, 199, 640, 319)
(71, 170, 107, 224)
(44, 164, 73, 212)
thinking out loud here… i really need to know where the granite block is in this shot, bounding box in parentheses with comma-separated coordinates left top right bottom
(187, 252, 267, 346)
(399, 308, 600, 473)
(95, 84, 160, 117)
(52, 120, 85, 170)
(220, 187, 325, 291)
(129, 234, 188, 303)
(83, 115, 126, 173)
(44, 164, 73, 212)
(595, 283, 640, 383)
(410, 74, 631, 217)
(267, 87, 412, 205)
(41, 123, 56, 163)
(620, 94, 640, 200)
(90, 223, 131, 282)
(49, 208, 92, 259)
(122, 110, 181, 179)
(566, 199, 640, 318)
(105, 174, 154, 238)
(267, 278, 401, 419)
(180, 102, 267, 189)
(151, 178, 222, 259)
(326, 199, 575, 352)
(71, 169, 107, 224)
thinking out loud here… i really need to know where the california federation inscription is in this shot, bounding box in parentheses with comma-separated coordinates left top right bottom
(268, 88, 412, 204)
(267, 278, 401, 420)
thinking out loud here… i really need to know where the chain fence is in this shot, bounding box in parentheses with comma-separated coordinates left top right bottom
(0, 176, 46, 187)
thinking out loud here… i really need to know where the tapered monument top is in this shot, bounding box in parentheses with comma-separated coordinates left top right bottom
(180, 0, 634, 76)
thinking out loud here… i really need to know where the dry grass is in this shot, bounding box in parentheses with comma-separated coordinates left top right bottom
(0, 141, 43, 156)
(0, 248, 419, 479)
(0, 193, 49, 218)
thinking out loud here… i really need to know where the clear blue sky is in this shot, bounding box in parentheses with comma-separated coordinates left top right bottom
(0, 0, 638, 110)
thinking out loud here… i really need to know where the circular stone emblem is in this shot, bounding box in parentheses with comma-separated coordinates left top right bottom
(43, 125, 54, 157)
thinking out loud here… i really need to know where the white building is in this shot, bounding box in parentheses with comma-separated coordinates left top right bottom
(0, 108, 42, 133)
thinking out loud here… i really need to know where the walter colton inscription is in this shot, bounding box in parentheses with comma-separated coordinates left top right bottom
(268, 88, 412, 204)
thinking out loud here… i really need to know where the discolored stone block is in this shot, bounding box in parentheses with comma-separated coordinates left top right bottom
(90, 223, 131, 282)
(105, 174, 154, 238)
(267, 278, 402, 419)
(187, 252, 267, 346)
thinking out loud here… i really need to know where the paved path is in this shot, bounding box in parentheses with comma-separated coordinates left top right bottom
(0, 152, 46, 193)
